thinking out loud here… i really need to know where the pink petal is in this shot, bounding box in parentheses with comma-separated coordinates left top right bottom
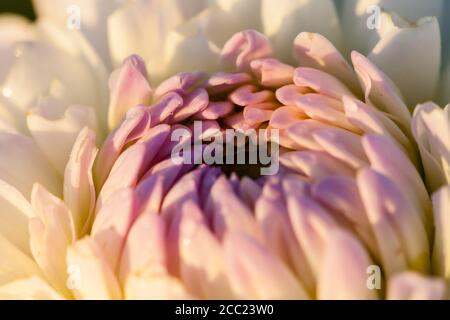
(283, 177, 337, 279)
(362, 134, 431, 226)
(275, 84, 310, 106)
(205, 72, 252, 95)
(206, 176, 262, 241)
(194, 101, 234, 120)
(255, 177, 314, 293)
(280, 150, 354, 179)
(178, 201, 233, 299)
(284, 120, 326, 151)
(135, 159, 192, 213)
(312, 127, 368, 169)
(318, 229, 378, 300)
(229, 84, 275, 106)
(91, 188, 137, 270)
(294, 67, 354, 100)
(269, 106, 306, 129)
(94, 106, 151, 190)
(250, 58, 294, 87)
(224, 232, 309, 299)
(97, 124, 170, 209)
(172, 88, 209, 122)
(388, 272, 446, 300)
(343, 96, 412, 152)
(221, 30, 273, 72)
(357, 169, 429, 276)
(119, 212, 167, 284)
(108, 55, 152, 129)
(293, 32, 359, 91)
(296, 94, 360, 131)
(153, 72, 206, 99)
(147, 92, 184, 125)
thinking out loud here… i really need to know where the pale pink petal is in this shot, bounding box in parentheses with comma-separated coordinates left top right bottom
(388, 272, 446, 300)
(312, 128, 368, 169)
(178, 202, 233, 299)
(119, 212, 167, 284)
(343, 96, 412, 154)
(135, 159, 192, 213)
(284, 177, 337, 279)
(229, 84, 275, 106)
(255, 177, 314, 294)
(250, 58, 294, 87)
(97, 124, 170, 208)
(224, 232, 309, 299)
(154, 72, 206, 99)
(318, 229, 378, 300)
(280, 150, 354, 179)
(205, 72, 252, 95)
(311, 176, 377, 256)
(269, 106, 306, 129)
(147, 92, 184, 125)
(296, 94, 360, 131)
(108, 55, 152, 129)
(357, 169, 429, 276)
(94, 106, 151, 189)
(206, 176, 262, 241)
(194, 101, 234, 120)
(221, 30, 273, 72)
(172, 88, 209, 122)
(91, 188, 137, 270)
(294, 67, 354, 100)
(294, 32, 359, 91)
(275, 84, 310, 106)
(362, 134, 431, 227)
(285, 120, 333, 151)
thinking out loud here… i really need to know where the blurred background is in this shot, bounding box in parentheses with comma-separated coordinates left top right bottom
(0, 0, 35, 20)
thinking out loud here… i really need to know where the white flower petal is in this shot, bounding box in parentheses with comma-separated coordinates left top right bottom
(261, 0, 342, 63)
(412, 102, 450, 192)
(0, 179, 32, 256)
(66, 237, 122, 300)
(0, 276, 63, 300)
(160, 29, 220, 83)
(368, 15, 441, 107)
(27, 103, 98, 176)
(341, 0, 444, 54)
(0, 14, 34, 45)
(108, 0, 186, 73)
(29, 184, 76, 297)
(33, 0, 117, 68)
(0, 129, 60, 198)
(0, 233, 42, 286)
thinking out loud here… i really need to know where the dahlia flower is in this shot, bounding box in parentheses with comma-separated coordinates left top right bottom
(0, 0, 449, 300)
